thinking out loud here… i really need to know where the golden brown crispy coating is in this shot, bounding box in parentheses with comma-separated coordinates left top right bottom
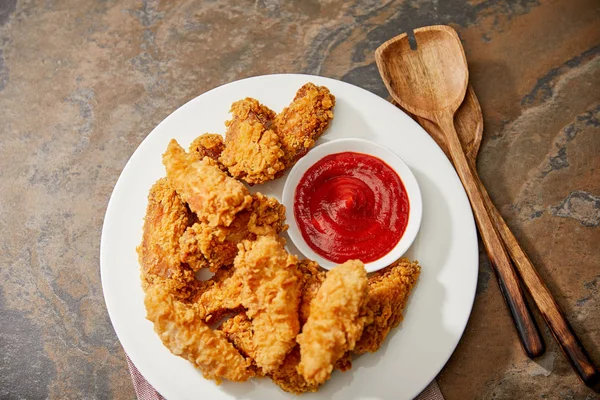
(136, 178, 204, 302)
(220, 313, 255, 357)
(144, 284, 253, 383)
(267, 345, 355, 395)
(162, 139, 252, 227)
(196, 235, 301, 373)
(234, 235, 302, 373)
(335, 353, 353, 372)
(179, 223, 238, 272)
(273, 82, 335, 167)
(297, 260, 368, 385)
(192, 268, 243, 324)
(354, 258, 421, 354)
(272, 259, 422, 392)
(220, 99, 285, 185)
(267, 346, 352, 395)
(269, 346, 320, 394)
(178, 193, 287, 272)
(189, 133, 227, 170)
(137, 178, 191, 280)
(143, 267, 204, 303)
(297, 259, 326, 325)
(246, 192, 288, 237)
(219, 313, 272, 378)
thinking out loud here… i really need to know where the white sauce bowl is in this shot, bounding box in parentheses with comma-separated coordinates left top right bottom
(282, 138, 423, 273)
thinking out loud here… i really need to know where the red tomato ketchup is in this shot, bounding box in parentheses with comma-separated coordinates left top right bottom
(294, 151, 409, 263)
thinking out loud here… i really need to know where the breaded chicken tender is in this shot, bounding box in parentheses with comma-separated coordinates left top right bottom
(196, 235, 302, 373)
(297, 260, 368, 385)
(354, 258, 421, 354)
(220, 99, 286, 185)
(233, 235, 302, 373)
(273, 82, 335, 167)
(144, 284, 253, 383)
(163, 139, 252, 226)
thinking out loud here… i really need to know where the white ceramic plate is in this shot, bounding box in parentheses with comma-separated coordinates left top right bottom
(101, 74, 478, 400)
(282, 138, 423, 273)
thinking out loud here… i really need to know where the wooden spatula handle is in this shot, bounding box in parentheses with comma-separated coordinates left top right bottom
(435, 113, 545, 358)
(472, 170, 600, 392)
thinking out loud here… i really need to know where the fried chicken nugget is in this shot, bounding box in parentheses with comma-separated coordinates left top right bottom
(220, 99, 286, 185)
(354, 258, 421, 354)
(144, 284, 253, 383)
(297, 260, 368, 385)
(178, 193, 287, 272)
(273, 82, 335, 167)
(163, 139, 252, 227)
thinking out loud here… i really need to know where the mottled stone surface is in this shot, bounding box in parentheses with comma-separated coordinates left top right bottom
(0, 0, 598, 399)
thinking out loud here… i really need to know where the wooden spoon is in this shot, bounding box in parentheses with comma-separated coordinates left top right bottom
(399, 85, 600, 392)
(375, 25, 545, 359)
(393, 85, 481, 161)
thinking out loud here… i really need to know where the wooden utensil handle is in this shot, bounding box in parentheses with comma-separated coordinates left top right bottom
(435, 113, 545, 359)
(473, 169, 600, 392)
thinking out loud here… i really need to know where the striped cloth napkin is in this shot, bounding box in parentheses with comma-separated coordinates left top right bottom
(126, 354, 445, 399)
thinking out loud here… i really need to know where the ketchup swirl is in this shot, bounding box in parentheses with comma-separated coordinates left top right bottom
(294, 151, 409, 263)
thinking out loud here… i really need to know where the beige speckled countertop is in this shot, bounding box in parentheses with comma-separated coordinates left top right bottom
(1, 1, 598, 399)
